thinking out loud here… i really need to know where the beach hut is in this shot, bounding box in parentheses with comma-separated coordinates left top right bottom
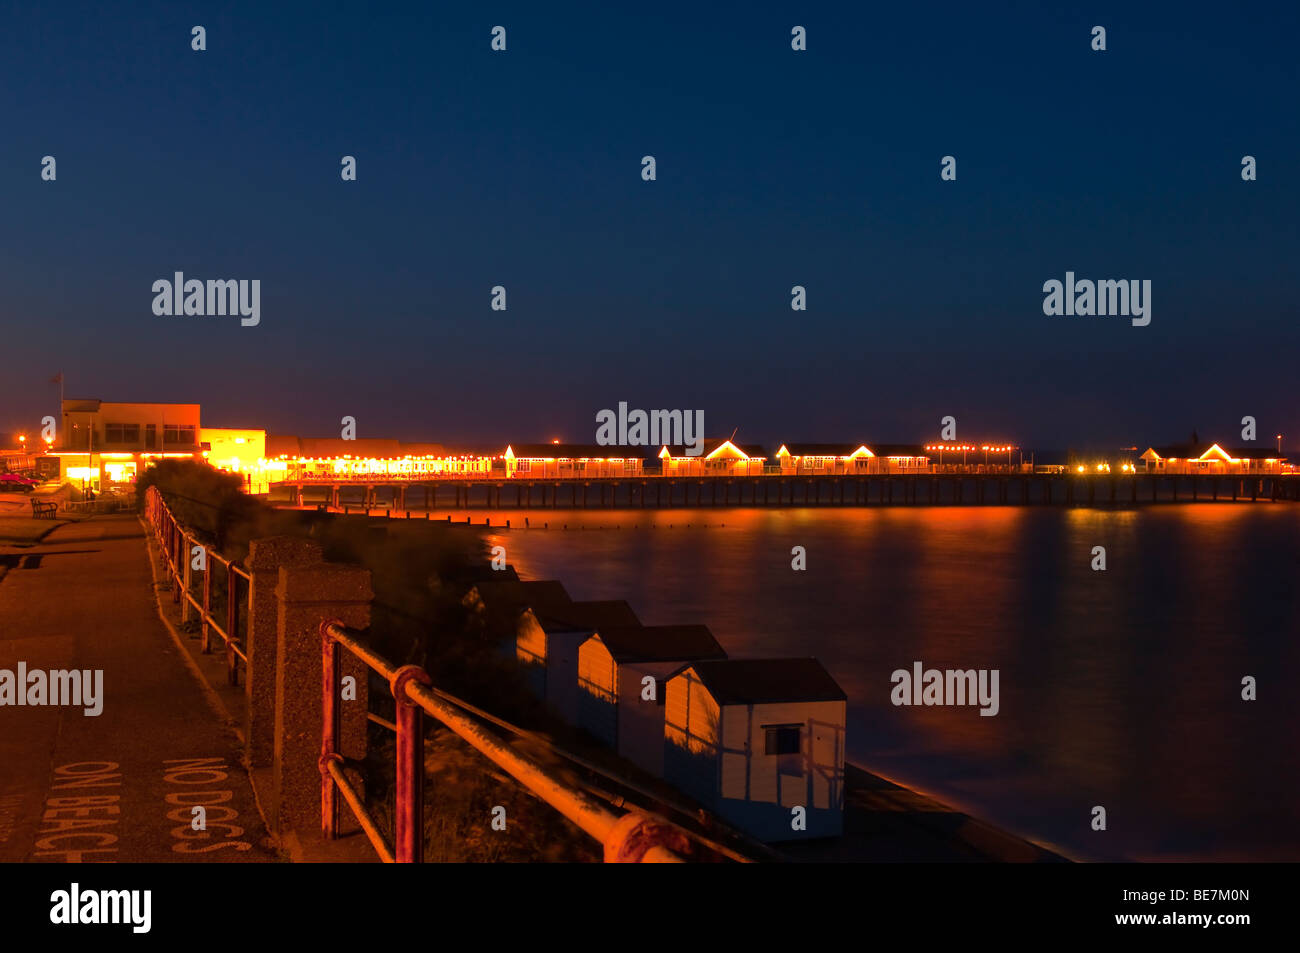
(664, 658, 847, 841)
(774, 443, 876, 474)
(656, 440, 767, 477)
(1140, 443, 1288, 474)
(462, 579, 567, 639)
(576, 625, 727, 776)
(865, 444, 932, 473)
(461, 578, 571, 664)
(461, 578, 571, 626)
(515, 600, 641, 723)
(503, 444, 646, 479)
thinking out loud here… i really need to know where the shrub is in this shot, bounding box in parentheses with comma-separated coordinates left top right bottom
(137, 459, 264, 552)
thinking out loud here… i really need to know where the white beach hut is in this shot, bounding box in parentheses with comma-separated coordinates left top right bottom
(664, 658, 847, 841)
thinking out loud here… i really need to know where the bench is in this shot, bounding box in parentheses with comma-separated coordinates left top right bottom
(31, 499, 58, 519)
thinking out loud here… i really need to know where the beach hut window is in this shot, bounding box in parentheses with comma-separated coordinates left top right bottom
(764, 725, 801, 756)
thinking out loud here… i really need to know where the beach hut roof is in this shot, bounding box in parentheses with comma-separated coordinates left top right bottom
(776, 443, 873, 457)
(594, 625, 726, 663)
(867, 444, 930, 457)
(266, 436, 448, 458)
(537, 599, 641, 632)
(684, 658, 846, 705)
(468, 579, 571, 614)
(658, 439, 766, 460)
(1145, 443, 1284, 461)
(507, 444, 648, 460)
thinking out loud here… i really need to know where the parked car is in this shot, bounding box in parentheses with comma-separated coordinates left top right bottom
(0, 473, 40, 491)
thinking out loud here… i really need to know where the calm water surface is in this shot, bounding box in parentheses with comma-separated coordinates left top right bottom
(481, 504, 1300, 861)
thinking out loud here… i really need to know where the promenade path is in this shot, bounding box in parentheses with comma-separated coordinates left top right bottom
(0, 515, 276, 862)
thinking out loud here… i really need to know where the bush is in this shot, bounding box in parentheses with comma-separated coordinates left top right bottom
(141, 463, 499, 701)
(137, 459, 264, 552)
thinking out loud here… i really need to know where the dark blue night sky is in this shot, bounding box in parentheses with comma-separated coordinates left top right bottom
(2, 2, 1297, 451)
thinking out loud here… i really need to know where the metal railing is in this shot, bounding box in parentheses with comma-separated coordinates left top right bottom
(140, 487, 731, 862)
(144, 486, 251, 685)
(320, 619, 693, 864)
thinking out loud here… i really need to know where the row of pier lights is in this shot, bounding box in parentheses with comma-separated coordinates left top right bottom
(238, 439, 1297, 509)
(259, 442, 1292, 487)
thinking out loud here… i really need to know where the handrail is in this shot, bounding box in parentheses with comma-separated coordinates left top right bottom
(321, 619, 690, 864)
(324, 759, 394, 863)
(146, 486, 703, 862)
(413, 681, 760, 863)
(143, 486, 249, 685)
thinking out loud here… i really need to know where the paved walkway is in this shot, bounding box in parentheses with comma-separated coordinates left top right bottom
(0, 515, 276, 862)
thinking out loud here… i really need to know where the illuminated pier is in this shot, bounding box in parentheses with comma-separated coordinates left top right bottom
(269, 471, 1300, 510)
(11, 399, 1294, 505)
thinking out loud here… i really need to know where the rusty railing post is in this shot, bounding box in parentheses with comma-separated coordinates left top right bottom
(201, 557, 211, 652)
(392, 665, 432, 863)
(171, 523, 182, 605)
(320, 619, 342, 841)
(157, 495, 168, 568)
(181, 533, 194, 624)
(227, 564, 238, 659)
(227, 637, 239, 687)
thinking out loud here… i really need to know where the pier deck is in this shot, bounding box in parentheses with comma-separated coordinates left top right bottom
(273, 472, 1300, 510)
